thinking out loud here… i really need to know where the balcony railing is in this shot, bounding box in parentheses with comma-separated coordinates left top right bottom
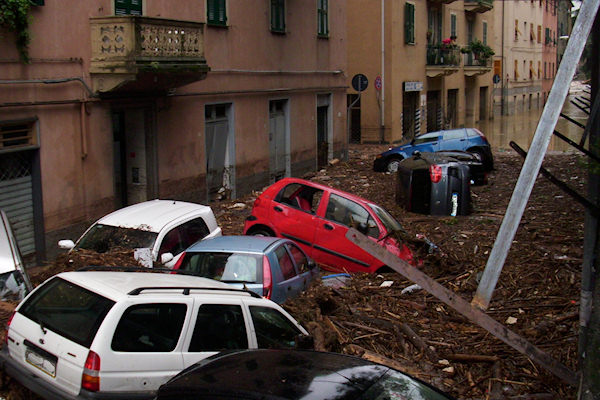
(464, 0, 493, 13)
(90, 16, 209, 93)
(426, 45, 461, 66)
(463, 52, 492, 76)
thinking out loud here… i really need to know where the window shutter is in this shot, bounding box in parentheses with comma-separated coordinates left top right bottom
(115, 0, 142, 16)
(405, 3, 414, 44)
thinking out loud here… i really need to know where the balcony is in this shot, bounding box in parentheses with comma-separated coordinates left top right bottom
(428, 0, 458, 4)
(464, 0, 493, 13)
(426, 45, 460, 77)
(463, 53, 492, 76)
(90, 16, 209, 94)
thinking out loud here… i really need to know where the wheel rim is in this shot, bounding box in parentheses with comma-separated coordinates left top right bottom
(387, 160, 400, 172)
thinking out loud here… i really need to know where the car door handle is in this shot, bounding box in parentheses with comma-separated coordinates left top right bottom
(324, 223, 334, 230)
(274, 206, 283, 212)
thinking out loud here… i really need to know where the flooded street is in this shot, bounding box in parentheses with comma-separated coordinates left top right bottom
(478, 81, 589, 153)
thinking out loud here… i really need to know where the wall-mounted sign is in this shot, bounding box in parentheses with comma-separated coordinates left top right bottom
(351, 74, 368, 92)
(404, 81, 423, 92)
(375, 76, 382, 91)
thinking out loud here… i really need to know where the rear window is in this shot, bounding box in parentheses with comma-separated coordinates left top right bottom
(19, 277, 115, 348)
(76, 224, 157, 253)
(180, 252, 261, 283)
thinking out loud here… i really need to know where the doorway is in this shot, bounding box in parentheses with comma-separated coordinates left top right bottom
(205, 103, 235, 202)
(269, 99, 289, 183)
(112, 108, 157, 208)
(317, 94, 331, 168)
(446, 89, 458, 128)
(427, 91, 442, 132)
(479, 86, 488, 120)
(402, 91, 420, 140)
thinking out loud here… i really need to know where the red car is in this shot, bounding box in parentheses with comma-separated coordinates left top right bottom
(243, 178, 415, 274)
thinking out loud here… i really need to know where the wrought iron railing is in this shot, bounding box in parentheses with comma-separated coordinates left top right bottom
(426, 45, 461, 66)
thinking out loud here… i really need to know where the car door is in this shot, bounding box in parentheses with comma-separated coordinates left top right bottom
(313, 193, 380, 273)
(156, 217, 212, 267)
(439, 128, 468, 151)
(98, 299, 192, 392)
(269, 243, 303, 304)
(410, 131, 442, 154)
(267, 183, 321, 257)
(181, 301, 250, 367)
(245, 303, 306, 349)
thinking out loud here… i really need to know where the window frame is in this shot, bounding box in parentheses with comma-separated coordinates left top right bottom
(450, 13, 457, 38)
(114, 0, 142, 15)
(270, 0, 286, 34)
(317, 0, 329, 37)
(404, 2, 415, 45)
(207, 0, 227, 27)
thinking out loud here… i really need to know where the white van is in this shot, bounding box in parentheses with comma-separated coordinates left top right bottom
(58, 199, 222, 268)
(0, 210, 32, 301)
(0, 271, 309, 399)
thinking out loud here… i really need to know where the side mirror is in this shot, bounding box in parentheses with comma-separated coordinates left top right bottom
(58, 240, 75, 250)
(160, 252, 174, 264)
(294, 334, 315, 350)
(357, 222, 369, 235)
(308, 259, 317, 270)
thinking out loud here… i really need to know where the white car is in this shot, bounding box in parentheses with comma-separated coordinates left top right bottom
(0, 270, 310, 399)
(58, 199, 222, 268)
(0, 210, 32, 301)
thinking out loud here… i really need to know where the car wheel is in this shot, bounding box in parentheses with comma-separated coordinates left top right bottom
(386, 157, 403, 173)
(251, 228, 273, 237)
(468, 149, 484, 162)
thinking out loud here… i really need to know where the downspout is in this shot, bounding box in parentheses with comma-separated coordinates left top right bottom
(501, 0, 506, 115)
(380, 0, 386, 143)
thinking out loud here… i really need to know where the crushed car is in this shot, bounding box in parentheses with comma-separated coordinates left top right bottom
(0, 210, 32, 301)
(0, 270, 310, 399)
(243, 178, 416, 274)
(58, 199, 222, 268)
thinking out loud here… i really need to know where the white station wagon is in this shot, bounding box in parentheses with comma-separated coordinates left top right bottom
(58, 199, 222, 268)
(0, 271, 310, 399)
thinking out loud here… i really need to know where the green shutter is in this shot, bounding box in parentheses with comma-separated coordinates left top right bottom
(271, 0, 285, 33)
(318, 0, 329, 37)
(405, 3, 414, 44)
(115, 0, 142, 15)
(451, 14, 456, 37)
(207, 0, 227, 26)
(483, 21, 488, 45)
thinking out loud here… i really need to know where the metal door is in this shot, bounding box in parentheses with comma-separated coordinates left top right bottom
(205, 104, 231, 201)
(269, 100, 287, 183)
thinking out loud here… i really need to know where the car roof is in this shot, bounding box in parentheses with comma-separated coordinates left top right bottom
(95, 199, 213, 233)
(0, 210, 19, 273)
(271, 178, 375, 207)
(53, 271, 247, 301)
(186, 235, 283, 253)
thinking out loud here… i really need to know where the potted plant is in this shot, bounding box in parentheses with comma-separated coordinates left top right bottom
(463, 39, 495, 65)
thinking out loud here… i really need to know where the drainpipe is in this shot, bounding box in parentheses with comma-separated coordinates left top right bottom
(380, 0, 386, 143)
(501, 0, 506, 115)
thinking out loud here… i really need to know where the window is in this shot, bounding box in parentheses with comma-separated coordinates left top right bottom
(538, 61, 542, 78)
(158, 217, 210, 258)
(450, 14, 456, 38)
(544, 62, 547, 79)
(19, 277, 115, 348)
(112, 303, 187, 352)
(189, 304, 247, 351)
(180, 252, 261, 283)
(325, 194, 378, 238)
(115, 0, 142, 15)
(483, 21, 488, 45)
(442, 129, 465, 140)
(530, 23, 535, 40)
(404, 2, 415, 44)
(0, 120, 38, 151)
(413, 131, 440, 144)
(514, 19, 519, 40)
(514, 60, 519, 80)
(275, 245, 296, 280)
(529, 60, 534, 79)
(207, 0, 227, 26)
(276, 183, 323, 214)
(271, 0, 285, 33)
(249, 306, 302, 348)
(317, 0, 328, 37)
(537, 25, 542, 43)
(287, 243, 310, 273)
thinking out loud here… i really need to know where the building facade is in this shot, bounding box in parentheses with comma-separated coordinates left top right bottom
(347, 0, 494, 144)
(0, 0, 347, 263)
(542, 0, 559, 103)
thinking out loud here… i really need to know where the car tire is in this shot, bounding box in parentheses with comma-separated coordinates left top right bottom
(251, 228, 273, 237)
(468, 148, 484, 162)
(386, 157, 403, 173)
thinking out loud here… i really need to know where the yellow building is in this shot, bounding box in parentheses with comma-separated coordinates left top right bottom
(347, 0, 494, 144)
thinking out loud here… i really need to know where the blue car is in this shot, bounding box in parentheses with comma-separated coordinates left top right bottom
(173, 236, 319, 304)
(373, 128, 494, 173)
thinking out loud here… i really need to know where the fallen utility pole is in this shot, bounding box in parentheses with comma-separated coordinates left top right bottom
(471, 0, 600, 311)
(345, 228, 579, 386)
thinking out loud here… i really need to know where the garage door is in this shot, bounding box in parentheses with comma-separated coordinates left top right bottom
(0, 152, 35, 257)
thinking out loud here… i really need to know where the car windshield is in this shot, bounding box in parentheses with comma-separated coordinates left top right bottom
(361, 368, 452, 399)
(76, 224, 157, 253)
(19, 277, 115, 348)
(180, 252, 261, 283)
(368, 204, 403, 233)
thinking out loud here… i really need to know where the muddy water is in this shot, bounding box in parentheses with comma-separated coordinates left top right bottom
(478, 82, 589, 153)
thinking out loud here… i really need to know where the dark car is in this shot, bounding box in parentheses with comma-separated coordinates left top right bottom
(173, 236, 319, 304)
(373, 128, 494, 173)
(155, 349, 455, 400)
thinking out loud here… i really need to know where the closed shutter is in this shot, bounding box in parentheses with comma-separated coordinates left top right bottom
(207, 0, 227, 26)
(115, 0, 142, 15)
(0, 152, 34, 257)
(405, 3, 415, 44)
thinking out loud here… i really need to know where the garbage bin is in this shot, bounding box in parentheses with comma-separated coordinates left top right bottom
(396, 151, 474, 216)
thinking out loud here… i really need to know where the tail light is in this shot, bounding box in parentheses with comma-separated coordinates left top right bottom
(262, 255, 272, 299)
(429, 164, 442, 183)
(474, 128, 488, 141)
(4, 311, 15, 345)
(82, 351, 101, 392)
(172, 252, 186, 270)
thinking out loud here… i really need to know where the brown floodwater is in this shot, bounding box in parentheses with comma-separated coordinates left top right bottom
(478, 82, 590, 153)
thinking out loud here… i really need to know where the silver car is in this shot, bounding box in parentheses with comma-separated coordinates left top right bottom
(0, 210, 32, 301)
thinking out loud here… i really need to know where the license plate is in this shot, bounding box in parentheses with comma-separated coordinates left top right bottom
(25, 347, 57, 378)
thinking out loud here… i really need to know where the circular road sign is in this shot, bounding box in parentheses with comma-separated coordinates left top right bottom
(374, 76, 382, 91)
(352, 74, 368, 92)
(493, 74, 501, 84)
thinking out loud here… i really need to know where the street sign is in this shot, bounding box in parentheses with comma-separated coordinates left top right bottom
(351, 74, 368, 92)
(493, 74, 501, 84)
(374, 76, 382, 91)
